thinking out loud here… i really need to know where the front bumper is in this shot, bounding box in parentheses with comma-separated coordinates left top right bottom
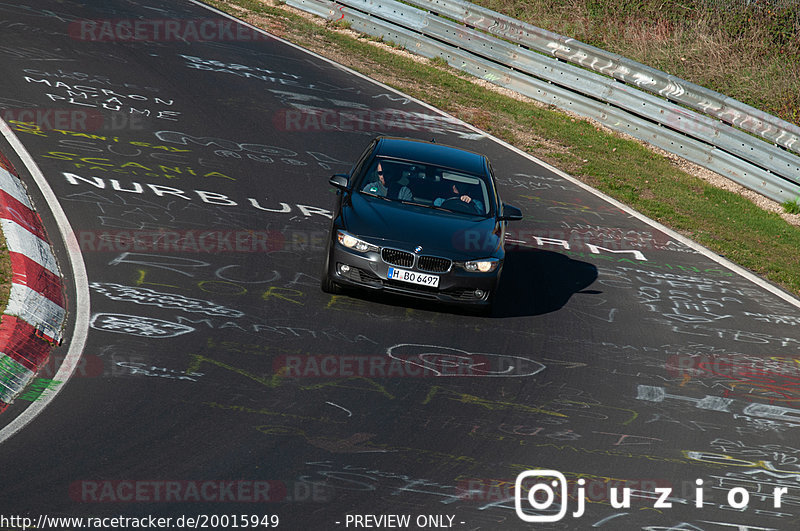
(327, 240, 499, 306)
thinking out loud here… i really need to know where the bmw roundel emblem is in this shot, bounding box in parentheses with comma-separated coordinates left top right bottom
(414, 246, 423, 253)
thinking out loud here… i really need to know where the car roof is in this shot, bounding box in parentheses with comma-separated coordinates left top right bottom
(374, 137, 488, 176)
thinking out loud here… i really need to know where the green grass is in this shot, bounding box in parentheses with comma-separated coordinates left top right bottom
(428, 56, 450, 68)
(784, 197, 800, 215)
(205, 0, 800, 295)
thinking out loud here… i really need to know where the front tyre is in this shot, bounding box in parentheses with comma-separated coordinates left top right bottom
(320, 243, 343, 294)
(321, 272, 343, 294)
(479, 291, 495, 317)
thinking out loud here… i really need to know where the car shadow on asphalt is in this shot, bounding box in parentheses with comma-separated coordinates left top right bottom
(491, 248, 598, 318)
(329, 248, 598, 319)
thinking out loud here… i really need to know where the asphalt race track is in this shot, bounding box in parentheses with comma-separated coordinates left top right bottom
(1, 1, 800, 529)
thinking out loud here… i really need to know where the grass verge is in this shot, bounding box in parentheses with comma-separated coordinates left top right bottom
(205, 0, 800, 295)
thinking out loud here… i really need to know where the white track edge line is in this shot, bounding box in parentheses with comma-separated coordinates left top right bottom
(0, 118, 90, 445)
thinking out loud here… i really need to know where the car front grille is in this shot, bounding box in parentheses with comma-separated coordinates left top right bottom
(417, 255, 452, 273)
(381, 248, 414, 268)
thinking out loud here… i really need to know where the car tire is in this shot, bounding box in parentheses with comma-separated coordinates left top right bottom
(320, 245, 343, 294)
(321, 272, 343, 294)
(463, 292, 494, 317)
(480, 294, 495, 317)
(476, 284, 497, 317)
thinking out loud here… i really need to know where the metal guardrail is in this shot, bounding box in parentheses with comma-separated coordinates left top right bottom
(286, 0, 800, 204)
(406, 0, 800, 157)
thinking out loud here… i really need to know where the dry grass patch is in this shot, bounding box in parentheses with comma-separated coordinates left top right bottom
(474, 0, 800, 126)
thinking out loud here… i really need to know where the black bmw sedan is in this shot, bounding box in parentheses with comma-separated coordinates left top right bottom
(321, 136, 522, 312)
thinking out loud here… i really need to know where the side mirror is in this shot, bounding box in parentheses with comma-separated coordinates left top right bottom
(329, 174, 349, 190)
(499, 204, 523, 221)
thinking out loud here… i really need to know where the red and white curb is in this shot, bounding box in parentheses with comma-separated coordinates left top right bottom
(0, 151, 65, 412)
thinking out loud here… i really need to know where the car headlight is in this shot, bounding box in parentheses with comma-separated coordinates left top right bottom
(337, 231, 379, 253)
(461, 258, 499, 272)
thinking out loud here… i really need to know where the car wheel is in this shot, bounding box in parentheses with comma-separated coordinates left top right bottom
(320, 245, 343, 294)
(480, 293, 496, 317)
(462, 292, 495, 317)
(321, 272, 343, 294)
(475, 282, 498, 317)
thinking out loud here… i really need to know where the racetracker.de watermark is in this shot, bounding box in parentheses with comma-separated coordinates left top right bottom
(69, 480, 331, 503)
(1, 108, 104, 132)
(69, 19, 271, 42)
(70, 480, 283, 503)
(78, 230, 284, 253)
(666, 354, 800, 379)
(273, 354, 491, 378)
(272, 108, 473, 134)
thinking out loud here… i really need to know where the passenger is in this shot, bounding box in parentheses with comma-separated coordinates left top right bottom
(362, 162, 412, 200)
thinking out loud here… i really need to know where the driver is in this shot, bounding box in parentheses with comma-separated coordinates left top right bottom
(362, 162, 412, 200)
(434, 182, 484, 213)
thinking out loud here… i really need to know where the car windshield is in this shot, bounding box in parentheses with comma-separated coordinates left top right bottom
(357, 158, 492, 216)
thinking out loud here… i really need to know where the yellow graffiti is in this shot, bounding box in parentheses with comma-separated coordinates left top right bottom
(42, 151, 234, 181)
(186, 353, 286, 389)
(261, 287, 304, 305)
(553, 399, 639, 425)
(423, 386, 566, 418)
(684, 450, 800, 474)
(10, 121, 190, 151)
(203, 402, 341, 424)
(299, 377, 395, 400)
(205, 337, 306, 356)
(134, 269, 180, 290)
(325, 294, 371, 312)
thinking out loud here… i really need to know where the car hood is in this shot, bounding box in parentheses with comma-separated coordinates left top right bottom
(342, 193, 502, 258)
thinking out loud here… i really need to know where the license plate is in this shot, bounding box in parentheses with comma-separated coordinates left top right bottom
(387, 267, 439, 288)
